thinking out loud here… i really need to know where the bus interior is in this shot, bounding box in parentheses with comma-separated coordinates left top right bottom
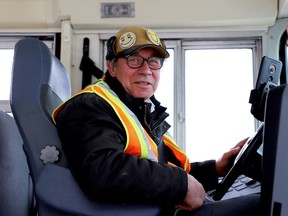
(0, 1, 288, 215)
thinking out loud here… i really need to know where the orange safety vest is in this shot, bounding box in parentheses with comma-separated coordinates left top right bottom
(52, 80, 191, 173)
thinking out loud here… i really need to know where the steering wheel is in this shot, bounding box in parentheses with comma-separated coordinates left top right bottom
(209, 123, 264, 201)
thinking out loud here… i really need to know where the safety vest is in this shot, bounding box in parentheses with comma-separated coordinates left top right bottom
(52, 80, 191, 173)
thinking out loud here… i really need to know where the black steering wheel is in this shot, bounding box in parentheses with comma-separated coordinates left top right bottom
(209, 123, 264, 201)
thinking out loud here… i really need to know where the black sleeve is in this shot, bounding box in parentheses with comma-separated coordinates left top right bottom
(189, 160, 218, 191)
(55, 93, 188, 205)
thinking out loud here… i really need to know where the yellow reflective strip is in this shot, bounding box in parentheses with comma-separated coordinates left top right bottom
(143, 130, 158, 158)
(163, 134, 191, 172)
(174, 208, 182, 216)
(52, 103, 62, 124)
(95, 82, 149, 159)
(52, 86, 94, 124)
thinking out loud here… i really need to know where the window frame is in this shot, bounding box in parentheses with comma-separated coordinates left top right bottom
(177, 38, 262, 150)
(0, 34, 56, 113)
(159, 36, 263, 150)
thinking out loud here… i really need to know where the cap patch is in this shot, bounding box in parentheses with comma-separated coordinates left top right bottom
(119, 32, 136, 50)
(146, 29, 161, 45)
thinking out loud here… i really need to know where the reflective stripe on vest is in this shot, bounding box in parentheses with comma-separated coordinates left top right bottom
(163, 133, 191, 172)
(52, 80, 190, 172)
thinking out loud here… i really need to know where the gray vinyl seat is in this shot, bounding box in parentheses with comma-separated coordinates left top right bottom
(0, 110, 34, 216)
(10, 38, 161, 216)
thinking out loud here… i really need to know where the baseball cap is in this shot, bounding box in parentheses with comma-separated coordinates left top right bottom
(106, 26, 170, 60)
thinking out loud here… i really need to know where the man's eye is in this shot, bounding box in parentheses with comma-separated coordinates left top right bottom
(149, 59, 158, 64)
(129, 57, 141, 62)
(149, 58, 160, 64)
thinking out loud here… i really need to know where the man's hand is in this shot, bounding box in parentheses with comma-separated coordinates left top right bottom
(177, 174, 205, 211)
(216, 137, 249, 176)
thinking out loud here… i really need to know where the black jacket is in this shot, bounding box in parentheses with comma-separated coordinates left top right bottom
(54, 73, 218, 206)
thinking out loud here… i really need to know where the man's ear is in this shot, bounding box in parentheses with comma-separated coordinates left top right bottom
(106, 61, 116, 77)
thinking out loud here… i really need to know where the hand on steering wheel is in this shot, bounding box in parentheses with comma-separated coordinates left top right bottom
(209, 124, 264, 201)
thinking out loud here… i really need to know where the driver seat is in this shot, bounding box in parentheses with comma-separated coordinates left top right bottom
(10, 38, 161, 216)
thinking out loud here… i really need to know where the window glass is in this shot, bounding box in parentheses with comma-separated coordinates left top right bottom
(154, 49, 174, 133)
(185, 49, 254, 162)
(0, 49, 14, 100)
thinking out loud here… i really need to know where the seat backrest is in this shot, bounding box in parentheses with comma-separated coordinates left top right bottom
(0, 110, 34, 216)
(10, 38, 71, 182)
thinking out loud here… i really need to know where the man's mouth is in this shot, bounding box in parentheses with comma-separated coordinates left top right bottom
(135, 81, 151, 85)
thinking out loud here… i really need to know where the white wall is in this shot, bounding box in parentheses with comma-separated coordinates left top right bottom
(0, 0, 280, 30)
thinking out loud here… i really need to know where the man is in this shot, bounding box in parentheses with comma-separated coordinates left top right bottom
(52, 26, 261, 215)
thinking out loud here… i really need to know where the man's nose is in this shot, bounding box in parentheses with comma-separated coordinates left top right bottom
(139, 60, 152, 75)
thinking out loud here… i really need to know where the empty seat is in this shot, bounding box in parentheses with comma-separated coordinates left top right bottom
(0, 110, 34, 216)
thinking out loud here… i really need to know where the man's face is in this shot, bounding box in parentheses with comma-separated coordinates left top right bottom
(107, 48, 161, 99)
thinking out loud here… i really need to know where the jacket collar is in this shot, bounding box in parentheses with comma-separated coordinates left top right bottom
(104, 72, 169, 128)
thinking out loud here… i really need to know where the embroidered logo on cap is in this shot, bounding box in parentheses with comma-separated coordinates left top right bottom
(119, 32, 136, 49)
(146, 29, 161, 45)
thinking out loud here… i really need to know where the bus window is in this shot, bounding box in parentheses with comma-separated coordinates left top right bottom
(185, 49, 254, 161)
(0, 49, 14, 112)
(0, 49, 13, 100)
(155, 44, 256, 162)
